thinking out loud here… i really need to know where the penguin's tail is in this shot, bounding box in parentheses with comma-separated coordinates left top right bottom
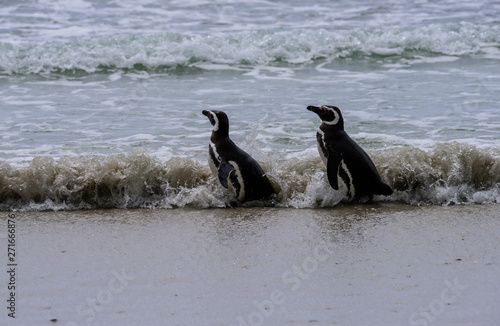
(375, 182, 394, 196)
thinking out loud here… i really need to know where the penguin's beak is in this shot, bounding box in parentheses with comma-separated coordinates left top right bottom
(202, 110, 215, 126)
(307, 106, 321, 115)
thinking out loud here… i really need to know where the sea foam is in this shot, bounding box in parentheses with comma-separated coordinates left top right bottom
(1, 23, 498, 75)
(1, 143, 499, 211)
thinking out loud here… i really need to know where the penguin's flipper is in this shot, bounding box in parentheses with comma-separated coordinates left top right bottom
(218, 160, 234, 189)
(326, 146, 342, 190)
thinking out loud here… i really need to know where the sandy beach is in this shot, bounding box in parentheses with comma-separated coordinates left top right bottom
(1, 203, 498, 325)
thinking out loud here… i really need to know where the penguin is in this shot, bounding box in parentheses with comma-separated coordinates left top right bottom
(202, 110, 275, 202)
(307, 105, 393, 201)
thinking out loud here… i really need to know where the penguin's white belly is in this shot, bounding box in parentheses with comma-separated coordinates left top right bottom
(208, 142, 220, 177)
(317, 142, 327, 166)
(317, 129, 328, 166)
(340, 161, 355, 198)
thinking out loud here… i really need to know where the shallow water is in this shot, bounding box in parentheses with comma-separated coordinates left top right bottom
(1, 142, 499, 210)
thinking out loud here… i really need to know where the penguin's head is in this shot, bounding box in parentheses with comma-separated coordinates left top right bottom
(307, 105, 344, 129)
(202, 110, 229, 134)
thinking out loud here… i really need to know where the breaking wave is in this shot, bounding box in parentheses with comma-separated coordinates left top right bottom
(1, 23, 499, 75)
(1, 143, 499, 211)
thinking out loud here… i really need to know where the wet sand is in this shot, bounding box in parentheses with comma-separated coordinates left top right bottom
(3, 203, 500, 325)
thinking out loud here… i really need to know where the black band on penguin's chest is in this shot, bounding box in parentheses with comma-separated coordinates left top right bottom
(208, 143, 221, 167)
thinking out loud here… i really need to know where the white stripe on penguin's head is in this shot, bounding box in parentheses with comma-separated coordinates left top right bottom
(322, 106, 340, 125)
(210, 111, 220, 132)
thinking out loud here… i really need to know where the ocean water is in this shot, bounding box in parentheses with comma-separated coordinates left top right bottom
(0, 0, 499, 210)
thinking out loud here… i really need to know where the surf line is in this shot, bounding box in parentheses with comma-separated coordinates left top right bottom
(237, 244, 333, 326)
(6, 213, 17, 319)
